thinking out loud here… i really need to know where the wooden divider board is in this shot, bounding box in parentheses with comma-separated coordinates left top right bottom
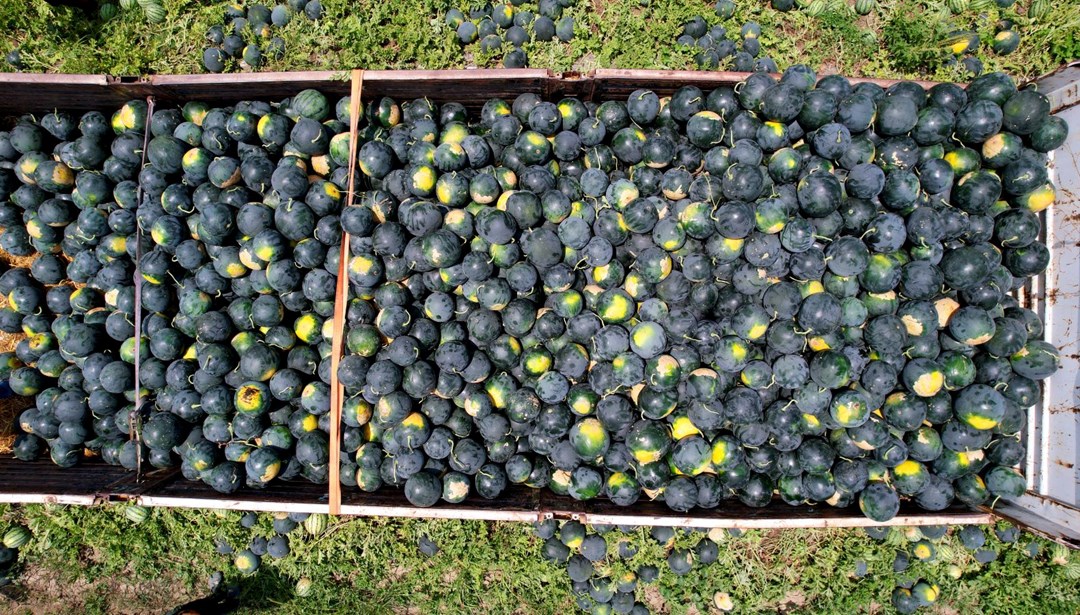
(327, 70, 366, 515)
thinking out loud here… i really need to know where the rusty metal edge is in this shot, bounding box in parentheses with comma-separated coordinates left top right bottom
(149, 70, 345, 85)
(148, 68, 553, 87)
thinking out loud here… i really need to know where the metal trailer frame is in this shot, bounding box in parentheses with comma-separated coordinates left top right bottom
(0, 66, 1077, 539)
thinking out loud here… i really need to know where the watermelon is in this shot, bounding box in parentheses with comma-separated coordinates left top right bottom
(2, 526, 31, 549)
(125, 505, 150, 524)
(859, 482, 901, 522)
(234, 549, 261, 575)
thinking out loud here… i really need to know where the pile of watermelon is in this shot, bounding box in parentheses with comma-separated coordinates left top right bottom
(676, 16, 778, 73)
(0, 102, 151, 467)
(202, 1, 323, 73)
(446, 0, 576, 69)
(223, 510, 329, 575)
(1, 89, 352, 492)
(941, 20, 1022, 80)
(341, 69, 1064, 519)
(536, 519, 1034, 614)
(0, 66, 1068, 523)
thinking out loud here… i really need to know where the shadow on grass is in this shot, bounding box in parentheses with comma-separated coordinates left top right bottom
(235, 564, 298, 612)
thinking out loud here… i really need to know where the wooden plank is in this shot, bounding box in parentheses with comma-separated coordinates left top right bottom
(0, 458, 130, 504)
(327, 70, 366, 515)
(0, 74, 122, 114)
(146, 69, 552, 111)
(148, 71, 349, 107)
(358, 68, 550, 103)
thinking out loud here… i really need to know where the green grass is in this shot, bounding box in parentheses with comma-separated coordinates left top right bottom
(0, 2, 1079, 614)
(0, 0, 1077, 79)
(2, 504, 1080, 614)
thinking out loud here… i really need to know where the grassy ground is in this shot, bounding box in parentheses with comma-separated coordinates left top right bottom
(0, 0, 1077, 80)
(0, 503, 1079, 614)
(1, 2, 1079, 614)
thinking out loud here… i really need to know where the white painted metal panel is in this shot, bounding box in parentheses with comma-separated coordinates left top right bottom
(995, 63, 1080, 546)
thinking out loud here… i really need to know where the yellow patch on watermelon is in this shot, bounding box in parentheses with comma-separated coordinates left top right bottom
(401, 412, 426, 430)
(632, 447, 663, 465)
(671, 416, 701, 440)
(800, 280, 825, 297)
(710, 439, 730, 466)
(894, 460, 922, 478)
(225, 262, 248, 278)
(763, 219, 785, 234)
(149, 225, 167, 246)
(747, 322, 768, 340)
(963, 414, 999, 430)
(51, 163, 74, 187)
(444, 209, 467, 227)
(593, 264, 613, 283)
(944, 152, 966, 172)
(1023, 184, 1055, 213)
(601, 293, 632, 322)
(117, 103, 139, 131)
(982, 133, 1007, 160)
(412, 166, 436, 192)
(851, 436, 877, 451)
(912, 371, 944, 397)
(236, 385, 265, 413)
(260, 461, 281, 483)
(900, 313, 925, 337)
(623, 274, 644, 298)
(26, 218, 44, 239)
(485, 382, 508, 409)
(632, 324, 657, 349)
(576, 418, 607, 446)
(835, 403, 856, 426)
(525, 352, 552, 374)
(934, 297, 960, 328)
(571, 397, 593, 416)
(441, 125, 469, 145)
(310, 155, 330, 177)
(730, 340, 747, 361)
